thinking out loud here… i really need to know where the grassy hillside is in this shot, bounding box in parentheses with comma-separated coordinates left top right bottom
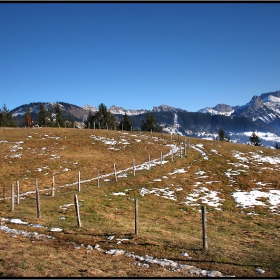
(0, 127, 279, 277)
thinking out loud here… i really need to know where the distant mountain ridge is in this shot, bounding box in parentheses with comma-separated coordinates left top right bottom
(199, 90, 280, 125)
(8, 90, 280, 147)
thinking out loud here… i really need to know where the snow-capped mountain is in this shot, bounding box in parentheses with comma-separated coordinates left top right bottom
(199, 90, 280, 125)
(198, 104, 237, 116)
(232, 91, 280, 123)
(83, 104, 98, 112)
(108, 105, 147, 116)
(8, 90, 280, 147)
(152, 104, 184, 114)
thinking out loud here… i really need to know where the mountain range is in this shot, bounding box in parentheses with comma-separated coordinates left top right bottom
(9, 90, 280, 147)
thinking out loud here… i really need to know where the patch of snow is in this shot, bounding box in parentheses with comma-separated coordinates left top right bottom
(50, 228, 63, 232)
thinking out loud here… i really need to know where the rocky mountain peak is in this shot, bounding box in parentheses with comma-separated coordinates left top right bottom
(83, 104, 98, 112)
(248, 95, 264, 109)
(213, 104, 234, 112)
(152, 104, 184, 113)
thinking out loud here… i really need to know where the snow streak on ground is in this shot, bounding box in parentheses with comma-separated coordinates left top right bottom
(0, 217, 232, 277)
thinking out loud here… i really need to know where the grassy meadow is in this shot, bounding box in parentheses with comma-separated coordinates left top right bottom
(0, 127, 279, 277)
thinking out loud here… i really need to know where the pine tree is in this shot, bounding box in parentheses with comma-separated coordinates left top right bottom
(55, 103, 64, 128)
(94, 103, 116, 129)
(85, 111, 95, 129)
(249, 132, 262, 146)
(38, 103, 47, 127)
(45, 106, 54, 127)
(119, 113, 133, 131)
(218, 129, 227, 141)
(0, 104, 16, 127)
(141, 112, 162, 132)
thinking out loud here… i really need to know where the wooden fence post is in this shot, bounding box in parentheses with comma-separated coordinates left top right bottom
(180, 144, 182, 158)
(97, 170, 100, 187)
(202, 206, 208, 250)
(74, 194, 82, 227)
(36, 179, 41, 219)
(114, 164, 117, 181)
(133, 159, 135, 176)
(135, 198, 138, 235)
(148, 155, 151, 170)
(78, 171, 81, 192)
(3, 184, 6, 202)
(52, 176, 55, 197)
(11, 185, 14, 212)
(161, 151, 163, 165)
(171, 150, 174, 162)
(17, 180, 20, 204)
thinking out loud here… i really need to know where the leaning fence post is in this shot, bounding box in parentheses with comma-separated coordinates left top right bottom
(78, 171, 81, 192)
(36, 179, 41, 219)
(17, 180, 20, 204)
(97, 170, 100, 187)
(202, 206, 208, 250)
(74, 194, 82, 227)
(114, 164, 117, 181)
(135, 198, 138, 235)
(11, 184, 14, 212)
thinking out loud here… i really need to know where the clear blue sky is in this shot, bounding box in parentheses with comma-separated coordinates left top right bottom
(1, 3, 280, 112)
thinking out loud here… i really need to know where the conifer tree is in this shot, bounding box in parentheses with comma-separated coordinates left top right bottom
(94, 103, 116, 129)
(38, 103, 47, 127)
(218, 129, 227, 141)
(55, 103, 64, 127)
(141, 112, 162, 132)
(0, 104, 16, 127)
(45, 106, 54, 127)
(249, 131, 262, 146)
(85, 111, 95, 129)
(119, 113, 133, 131)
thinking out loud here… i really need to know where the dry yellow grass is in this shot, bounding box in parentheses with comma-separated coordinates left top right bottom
(0, 127, 279, 277)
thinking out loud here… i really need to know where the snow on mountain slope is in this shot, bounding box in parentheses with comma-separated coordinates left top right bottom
(108, 105, 147, 116)
(198, 104, 235, 116)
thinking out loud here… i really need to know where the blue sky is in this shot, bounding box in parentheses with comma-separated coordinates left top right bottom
(1, 3, 280, 112)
